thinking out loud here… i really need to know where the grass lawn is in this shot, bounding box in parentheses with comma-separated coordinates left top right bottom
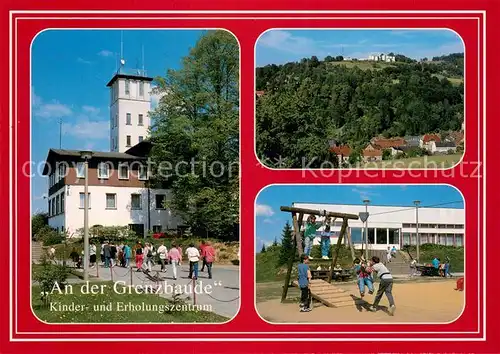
(32, 281, 228, 323)
(360, 154, 462, 169)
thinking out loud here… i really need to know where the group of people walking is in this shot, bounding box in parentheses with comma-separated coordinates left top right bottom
(89, 239, 217, 280)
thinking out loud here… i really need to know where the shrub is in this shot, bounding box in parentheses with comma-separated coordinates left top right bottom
(33, 261, 70, 306)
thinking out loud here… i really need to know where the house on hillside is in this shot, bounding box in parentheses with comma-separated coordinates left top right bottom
(445, 131, 464, 146)
(368, 53, 396, 62)
(420, 133, 441, 151)
(256, 90, 265, 98)
(430, 141, 457, 154)
(390, 145, 415, 157)
(362, 144, 383, 162)
(404, 136, 421, 148)
(330, 145, 352, 164)
(370, 137, 406, 150)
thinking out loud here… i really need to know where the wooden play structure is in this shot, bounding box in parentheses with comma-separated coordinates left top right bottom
(280, 206, 361, 308)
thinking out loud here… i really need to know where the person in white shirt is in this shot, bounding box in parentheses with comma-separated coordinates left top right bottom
(186, 243, 200, 280)
(89, 242, 97, 268)
(386, 247, 392, 263)
(143, 243, 153, 272)
(157, 241, 168, 272)
(369, 256, 396, 316)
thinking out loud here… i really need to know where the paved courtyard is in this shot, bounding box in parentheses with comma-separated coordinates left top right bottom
(88, 262, 240, 319)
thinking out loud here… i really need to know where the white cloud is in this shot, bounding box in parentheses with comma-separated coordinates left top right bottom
(259, 30, 326, 56)
(82, 105, 101, 115)
(263, 218, 275, 224)
(77, 57, 92, 65)
(34, 100, 72, 119)
(351, 187, 380, 201)
(256, 204, 274, 217)
(98, 50, 114, 57)
(32, 89, 42, 107)
(62, 117, 109, 140)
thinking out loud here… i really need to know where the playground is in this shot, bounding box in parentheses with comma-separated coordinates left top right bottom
(256, 204, 465, 323)
(256, 278, 464, 323)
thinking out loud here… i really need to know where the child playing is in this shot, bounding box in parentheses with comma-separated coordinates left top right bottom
(320, 217, 333, 260)
(298, 254, 312, 312)
(303, 215, 324, 259)
(353, 258, 374, 297)
(368, 256, 396, 316)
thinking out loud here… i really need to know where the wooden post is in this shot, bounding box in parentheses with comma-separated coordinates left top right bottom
(281, 213, 299, 302)
(347, 227, 356, 262)
(327, 219, 348, 283)
(296, 213, 304, 256)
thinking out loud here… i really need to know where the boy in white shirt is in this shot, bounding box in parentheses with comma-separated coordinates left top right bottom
(186, 243, 200, 280)
(369, 256, 396, 316)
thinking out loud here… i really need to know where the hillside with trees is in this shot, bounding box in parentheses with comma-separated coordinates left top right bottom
(256, 53, 464, 168)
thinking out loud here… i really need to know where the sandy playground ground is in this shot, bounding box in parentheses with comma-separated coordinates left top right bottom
(256, 279, 464, 323)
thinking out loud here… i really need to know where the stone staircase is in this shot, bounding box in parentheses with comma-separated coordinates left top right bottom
(370, 249, 409, 275)
(32, 241, 45, 263)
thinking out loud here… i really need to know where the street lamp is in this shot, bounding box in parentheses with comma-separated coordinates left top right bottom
(363, 199, 370, 260)
(414, 200, 421, 263)
(80, 150, 93, 281)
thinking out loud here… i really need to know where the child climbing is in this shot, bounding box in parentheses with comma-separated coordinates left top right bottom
(353, 258, 374, 297)
(303, 214, 324, 259)
(320, 217, 334, 260)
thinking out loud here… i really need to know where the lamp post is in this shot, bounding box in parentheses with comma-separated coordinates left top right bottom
(80, 151, 93, 281)
(414, 200, 421, 263)
(363, 199, 370, 260)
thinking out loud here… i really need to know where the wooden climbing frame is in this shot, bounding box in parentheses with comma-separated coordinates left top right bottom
(279, 206, 359, 302)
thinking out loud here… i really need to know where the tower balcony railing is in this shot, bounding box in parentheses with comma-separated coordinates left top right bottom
(117, 67, 149, 77)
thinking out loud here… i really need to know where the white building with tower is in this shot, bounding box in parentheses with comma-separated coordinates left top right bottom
(43, 60, 183, 238)
(293, 202, 464, 250)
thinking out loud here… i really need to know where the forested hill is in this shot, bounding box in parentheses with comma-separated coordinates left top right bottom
(255, 53, 464, 168)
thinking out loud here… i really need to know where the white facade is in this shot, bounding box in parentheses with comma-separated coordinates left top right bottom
(430, 141, 458, 154)
(293, 202, 465, 250)
(368, 53, 396, 62)
(109, 76, 152, 153)
(48, 185, 182, 238)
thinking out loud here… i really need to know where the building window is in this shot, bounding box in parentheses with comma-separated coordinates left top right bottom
(126, 135, 131, 147)
(76, 162, 85, 178)
(56, 195, 60, 214)
(153, 225, 162, 233)
(138, 136, 144, 143)
(57, 163, 66, 181)
(155, 194, 166, 209)
(125, 80, 130, 95)
(367, 228, 375, 245)
(131, 194, 142, 209)
(388, 229, 399, 245)
(138, 165, 148, 180)
(79, 192, 91, 209)
(138, 114, 143, 126)
(455, 234, 463, 247)
(376, 228, 387, 245)
(139, 82, 144, 96)
(118, 163, 129, 179)
(350, 228, 363, 244)
(106, 193, 117, 209)
(60, 193, 64, 214)
(51, 198, 55, 216)
(111, 137, 114, 150)
(126, 113, 131, 125)
(115, 114, 118, 127)
(97, 162, 109, 179)
(48, 199, 51, 216)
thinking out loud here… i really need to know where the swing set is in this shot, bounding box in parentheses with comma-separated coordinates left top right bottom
(280, 206, 359, 303)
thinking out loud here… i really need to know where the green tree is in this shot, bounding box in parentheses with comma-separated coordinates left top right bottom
(32, 212, 48, 239)
(260, 243, 266, 253)
(278, 221, 294, 266)
(149, 30, 239, 240)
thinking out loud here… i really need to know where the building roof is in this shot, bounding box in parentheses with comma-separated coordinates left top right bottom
(106, 73, 154, 87)
(330, 145, 352, 156)
(370, 137, 406, 149)
(447, 131, 464, 144)
(42, 148, 146, 175)
(435, 141, 457, 148)
(362, 148, 382, 157)
(422, 134, 441, 143)
(255, 90, 265, 97)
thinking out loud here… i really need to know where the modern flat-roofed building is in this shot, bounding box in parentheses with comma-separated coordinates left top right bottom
(293, 202, 464, 250)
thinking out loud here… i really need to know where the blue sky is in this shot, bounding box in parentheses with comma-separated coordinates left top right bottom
(256, 29, 464, 66)
(255, 185, 464, 250)
(31, 29, 206, 213)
